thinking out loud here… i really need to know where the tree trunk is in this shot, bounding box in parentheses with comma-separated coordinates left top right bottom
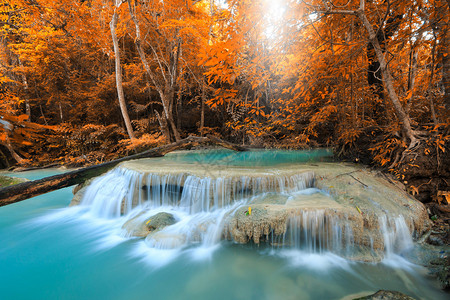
(162, 89, 181, 142)
(18, 58, 31, 118)
(427, 32, 439, 126)
(406, 50, 418, 114)
(177, 90, 182, 130)
(4, 136, 24, 164)
(110, 5, 135, 140)
(155, 110, 171, 142)
(200, 82, 205, 136)
(356, 10, 416, 145)
(0, 135, 247, 206)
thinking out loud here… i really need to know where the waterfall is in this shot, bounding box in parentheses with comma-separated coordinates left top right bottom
(276, 211, 353, 256)
(77, 166, 316, 254)
(278, 212, 414, 258)
(379, 215, 414, 257)
(80, 166, 315, 217)
(75, 161, 419, 262)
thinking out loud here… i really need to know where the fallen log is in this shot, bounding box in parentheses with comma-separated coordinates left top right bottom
(0, 135, 247, 207)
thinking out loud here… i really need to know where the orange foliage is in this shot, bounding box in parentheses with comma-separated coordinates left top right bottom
(0, 0, 448, 192)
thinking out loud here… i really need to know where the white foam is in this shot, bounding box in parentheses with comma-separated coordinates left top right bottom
(278, 250, 351, 271)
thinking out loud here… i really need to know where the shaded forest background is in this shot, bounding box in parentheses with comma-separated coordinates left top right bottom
(0, 0, 449, 204)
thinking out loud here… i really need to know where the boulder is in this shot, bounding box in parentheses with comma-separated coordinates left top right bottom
(122, 212, 176, 238)
(145, 212, 176, 231)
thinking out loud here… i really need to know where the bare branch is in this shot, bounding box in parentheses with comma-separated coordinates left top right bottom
(329, 0, 353, 9)
(316, 10, 356, 15)
(375, 0, 391, 41)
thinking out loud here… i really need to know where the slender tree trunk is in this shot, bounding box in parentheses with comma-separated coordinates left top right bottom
(167, 38, 182, 142)
(406, 50, 418, 113)
(155, 110, 171, 142)
(427, 32, 439, 126)
(110, 5, 135, 140)
(177, 90, 182, 130)
(356, 9, 416, 145)
(200, 82, 205, 136)
(59, 101, 64, 122)
(18, 58, 31, 118)
(127, 2, 180, 141)
(162, 89, 181, 141)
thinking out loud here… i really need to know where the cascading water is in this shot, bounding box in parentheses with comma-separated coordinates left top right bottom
(77, 165, 317, 254)
(279, 211, 354, 255)
(81, 167, 315, 216)
(76, 160, 418, 263)
(379, 214, 414, 257)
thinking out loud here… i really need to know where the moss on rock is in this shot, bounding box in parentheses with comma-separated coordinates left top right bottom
(0, 175, 28, 188)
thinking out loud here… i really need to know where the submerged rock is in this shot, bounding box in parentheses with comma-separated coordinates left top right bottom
(353, 290, 416, 299)
(430, 254, 450, 290)
(122, 212, 176, 238)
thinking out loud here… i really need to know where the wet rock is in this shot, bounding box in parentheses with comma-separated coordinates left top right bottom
(402, 242, 450, 291)
(121, 211, 150, 237)
(69, 184, 88, 207)
(121, 212, 176, 238)
(145, 212, 176, 231)
(429, 254, 450, 290)
(353, 290, 416, 300)
(70, 178, 95, 207)
(428, 235, 445, 246)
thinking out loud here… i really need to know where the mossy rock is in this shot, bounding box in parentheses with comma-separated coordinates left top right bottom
(145, 212, 176, 231)
(353, 290, 416, 299)
(122, 212, 177, 238)
(0, 175, 28, 188)
(430, 255, 450, 290)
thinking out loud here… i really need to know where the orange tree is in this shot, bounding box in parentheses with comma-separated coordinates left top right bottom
(203, 0, 449, 200)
